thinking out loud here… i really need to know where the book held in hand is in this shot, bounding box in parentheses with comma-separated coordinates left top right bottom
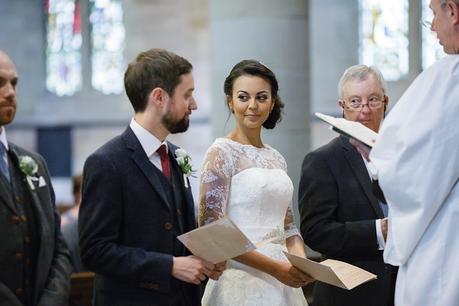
(177, 217, 256, 264)
(315, 112, 378, 148)
(284, 252, 377, 290)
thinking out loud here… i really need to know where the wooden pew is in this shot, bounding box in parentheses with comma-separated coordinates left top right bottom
(69, 272, 95, 306)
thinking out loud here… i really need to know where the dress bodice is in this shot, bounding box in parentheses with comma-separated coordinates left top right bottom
(228, 168, 293, 243)
(199, 138, 299, 243)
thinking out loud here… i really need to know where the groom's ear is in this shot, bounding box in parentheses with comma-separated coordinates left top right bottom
(150, 87, 166, 106)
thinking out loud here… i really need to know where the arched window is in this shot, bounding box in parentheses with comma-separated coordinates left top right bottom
(359, 0, 409, 81)
(90, 0, 125, 94)
(45, 0, 83, 96)
(45, 0, 125, 96)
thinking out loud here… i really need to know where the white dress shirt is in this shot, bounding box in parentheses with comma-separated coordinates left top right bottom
(362, 156, 386, 250)
(129, 118, 168, 172)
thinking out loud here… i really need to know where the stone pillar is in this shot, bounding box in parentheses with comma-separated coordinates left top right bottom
(209, 0, 310, 221)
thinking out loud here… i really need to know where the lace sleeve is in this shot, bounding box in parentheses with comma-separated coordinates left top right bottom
(279, 153, 301, 239)
(284, 203, 301, 239)
(198, 144, 233, 226)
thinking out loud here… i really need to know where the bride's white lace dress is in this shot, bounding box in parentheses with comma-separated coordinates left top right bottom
(199, 138, 308, 306)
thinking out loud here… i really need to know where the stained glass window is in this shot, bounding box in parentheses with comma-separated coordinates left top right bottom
(359, 0, 409, 81)
(90, 0, 125, 95)
(45, 0, 83, 96)
(422, 0, 446, 70)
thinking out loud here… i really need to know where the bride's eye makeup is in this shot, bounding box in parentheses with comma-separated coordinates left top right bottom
(237, 93, 249, 101)
(256, 93, 269, 102)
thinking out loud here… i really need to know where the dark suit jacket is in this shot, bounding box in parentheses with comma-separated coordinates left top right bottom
(298, 136, 396, 306)
(0, 143, 72, 306)
(79, 127, 199, 306)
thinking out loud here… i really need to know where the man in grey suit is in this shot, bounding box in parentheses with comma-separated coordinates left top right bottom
(79, 48, 223, 306)
(299, 65, 397, 306)
(0, 50, 72, 306)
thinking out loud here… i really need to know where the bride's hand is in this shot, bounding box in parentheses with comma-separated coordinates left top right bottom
(209, 261, 227, 280)
(273, 262, 314, 288)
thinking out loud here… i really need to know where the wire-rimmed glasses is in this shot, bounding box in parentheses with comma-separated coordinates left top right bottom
(340, 96, 385, 111)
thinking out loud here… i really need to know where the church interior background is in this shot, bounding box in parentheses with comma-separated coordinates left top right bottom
(0, 0, 444, 224)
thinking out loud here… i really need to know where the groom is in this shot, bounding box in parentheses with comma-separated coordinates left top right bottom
(79, 48, 222, 306)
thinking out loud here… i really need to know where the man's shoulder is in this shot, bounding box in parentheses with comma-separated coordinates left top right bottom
(90, 129, 131, 159)
(9, 143, 45, 164)
(9, 142, 34, 154)
(306, 137, 344, 160)
(83, 134, 127, 171)
(423, 55, 459, 80)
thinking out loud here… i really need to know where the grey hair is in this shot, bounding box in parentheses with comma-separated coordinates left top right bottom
(337, 65, 387, 98)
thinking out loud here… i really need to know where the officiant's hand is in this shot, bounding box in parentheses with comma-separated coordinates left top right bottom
(349, 138, 371, 161)
(273, 262, 314, 288)
(381, 218, 388, 241)
(209, 261, 226, 280)
(172, 255, 215, 285)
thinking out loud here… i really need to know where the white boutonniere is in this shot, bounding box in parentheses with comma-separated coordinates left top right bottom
(19, 155, 38, 177)
(175, 148, 196, 188)
(19, 155, 46, 190)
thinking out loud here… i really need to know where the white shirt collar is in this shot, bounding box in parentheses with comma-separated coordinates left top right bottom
(361, 155, 379, 181)
(0, 127, 9, 151)
(129, 118, 167, 157)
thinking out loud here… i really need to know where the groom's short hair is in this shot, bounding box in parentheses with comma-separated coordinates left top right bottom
(124, 48, 193, 113)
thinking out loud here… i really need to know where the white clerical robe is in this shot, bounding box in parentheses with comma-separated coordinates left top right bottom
(370, 55, 459, 306)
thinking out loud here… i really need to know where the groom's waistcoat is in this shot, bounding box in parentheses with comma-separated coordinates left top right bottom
(156, 164, 188, 257)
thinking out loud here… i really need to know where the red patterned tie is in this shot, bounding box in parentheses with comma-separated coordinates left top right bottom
(157, 144, 171, 181)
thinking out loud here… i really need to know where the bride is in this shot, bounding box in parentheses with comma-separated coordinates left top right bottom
(199, 60, 312, 306)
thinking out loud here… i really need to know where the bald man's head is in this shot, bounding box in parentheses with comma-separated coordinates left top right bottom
(0, 50, 18, 127)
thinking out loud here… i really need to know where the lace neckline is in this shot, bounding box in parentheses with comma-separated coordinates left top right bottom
(217, 137, 271, 150)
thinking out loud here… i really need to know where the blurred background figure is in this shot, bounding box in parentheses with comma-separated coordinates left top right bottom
(61, 174, 86, 272)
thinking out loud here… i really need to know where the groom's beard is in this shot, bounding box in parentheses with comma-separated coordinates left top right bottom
(162, 113, 190, 134)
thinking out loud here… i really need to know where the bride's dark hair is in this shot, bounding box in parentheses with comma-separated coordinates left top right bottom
(223, 60, 284, 129)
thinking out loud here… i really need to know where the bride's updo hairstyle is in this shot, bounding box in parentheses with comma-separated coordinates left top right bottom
(223, 60, 284, 129)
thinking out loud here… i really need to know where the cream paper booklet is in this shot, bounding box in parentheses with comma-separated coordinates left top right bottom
(284, 252, 377, 290)
(315, 112, 378, 148)
(177, 217, 257, 264)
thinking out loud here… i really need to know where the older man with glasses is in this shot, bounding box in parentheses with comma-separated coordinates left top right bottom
(298, 65, 397, 306)
(350, 0, 459, 305)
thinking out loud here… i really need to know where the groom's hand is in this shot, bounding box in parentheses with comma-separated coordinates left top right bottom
(172, 255, 215, 285)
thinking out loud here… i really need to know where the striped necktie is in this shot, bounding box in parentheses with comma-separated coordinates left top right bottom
(0, 142, 10, 182)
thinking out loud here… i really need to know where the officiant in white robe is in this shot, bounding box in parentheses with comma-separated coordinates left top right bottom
(367, 1, 459, 305)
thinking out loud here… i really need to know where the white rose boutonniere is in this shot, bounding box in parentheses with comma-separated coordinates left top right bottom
(19, 155, 38, 177)
(19, 155, 43, 190)
(175, 148, 196, 187)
